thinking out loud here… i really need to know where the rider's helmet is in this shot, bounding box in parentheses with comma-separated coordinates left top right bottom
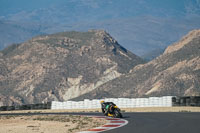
(100, 100, 105, 104)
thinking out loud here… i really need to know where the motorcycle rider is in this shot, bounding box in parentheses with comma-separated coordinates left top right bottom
(100, 100, 116, 116)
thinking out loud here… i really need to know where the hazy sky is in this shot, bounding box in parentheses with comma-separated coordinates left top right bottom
(0, 0, 200, 55)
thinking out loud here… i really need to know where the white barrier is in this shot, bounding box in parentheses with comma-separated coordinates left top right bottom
(51, 96, 174, 110)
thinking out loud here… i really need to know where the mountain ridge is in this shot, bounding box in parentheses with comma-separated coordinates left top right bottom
(0, 30, 144, 106)
(72, 29, 200, 100)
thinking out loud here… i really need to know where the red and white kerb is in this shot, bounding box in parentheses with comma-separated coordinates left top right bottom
(78, 116, 128, 133)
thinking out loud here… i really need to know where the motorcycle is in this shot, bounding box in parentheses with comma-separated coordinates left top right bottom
(107, 104, 123, 118)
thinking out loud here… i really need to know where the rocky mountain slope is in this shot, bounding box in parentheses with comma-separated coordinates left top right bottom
(0, 30, 144, 106)
(73, 29, 200, 100)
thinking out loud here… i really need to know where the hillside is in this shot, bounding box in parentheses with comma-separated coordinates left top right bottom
(0, 30, 144, 106)
(73, 29, 200, 100)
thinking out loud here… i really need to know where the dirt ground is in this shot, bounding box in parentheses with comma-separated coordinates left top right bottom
(0, 107, 200, 133)
(1, 107, 200, 114)
(122, 107, 200, 112)
(0, 115, 106, 133)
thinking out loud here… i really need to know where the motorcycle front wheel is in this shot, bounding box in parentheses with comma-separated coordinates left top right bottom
(114, 109, 122, 118)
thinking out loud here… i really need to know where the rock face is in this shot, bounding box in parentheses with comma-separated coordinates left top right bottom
(0, 30, 144, 106)
(73, 29, 200, 100)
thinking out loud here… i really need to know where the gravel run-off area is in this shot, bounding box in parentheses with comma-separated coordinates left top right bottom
(0, 115, 107, 133)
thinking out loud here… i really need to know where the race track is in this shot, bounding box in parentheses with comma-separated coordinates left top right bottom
(1, 112, 200, 133)
(104, 112, 200, 133)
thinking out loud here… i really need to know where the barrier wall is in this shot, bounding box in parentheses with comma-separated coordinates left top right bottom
(172, 96, 200, 106)
(51, 96, 174, 110)
(1, 96, 199, 111)
(0, 102, 51, 111)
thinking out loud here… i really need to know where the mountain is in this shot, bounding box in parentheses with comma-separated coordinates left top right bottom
(141, 48, 165, 61)
(72, 29, 200, 100)
(0, 30, 144, 106)
(0, 20, 43, 49)
(1, 0, 200, 56)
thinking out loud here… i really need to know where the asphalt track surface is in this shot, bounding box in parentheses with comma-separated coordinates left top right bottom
(1, 112, 200, 133)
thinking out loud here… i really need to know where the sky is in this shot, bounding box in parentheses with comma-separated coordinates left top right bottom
(0, 0, 200, 56)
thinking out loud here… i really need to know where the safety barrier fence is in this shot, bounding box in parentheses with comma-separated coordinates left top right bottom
(172, 96, 200, 106)
(1, 96, 200, 111)
(0, 102, 51, 111)
(51, 96, 174, 110)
